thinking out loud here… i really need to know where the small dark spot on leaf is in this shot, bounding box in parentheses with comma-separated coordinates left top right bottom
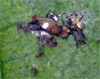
(19, 66, 22, 69)
(25, 65, 29, 69)
(72, 2, 74, 6)
(94, 62, 96, 65)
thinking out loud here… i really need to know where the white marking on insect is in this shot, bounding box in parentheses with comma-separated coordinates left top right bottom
(40, 31, 50, 36)
(31, 31, 39, 36)
(42, 22, 49, 29)
(53, 16, 58, 21)
(50, 12, 53, 15)
(77, 23, 81, 29)
(31, 30, 50, 36)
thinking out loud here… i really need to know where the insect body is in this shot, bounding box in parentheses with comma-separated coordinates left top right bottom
(32, 16, 70, 38)
(17, 11, 87, 57)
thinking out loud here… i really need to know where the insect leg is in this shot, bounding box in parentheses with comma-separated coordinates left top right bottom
(72, 29, 86, 47)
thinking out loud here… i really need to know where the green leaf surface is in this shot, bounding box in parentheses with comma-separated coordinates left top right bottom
(0, 0, 100, 79)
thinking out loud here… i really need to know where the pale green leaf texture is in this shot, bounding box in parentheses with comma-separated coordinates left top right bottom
(0, 0, 100, 79)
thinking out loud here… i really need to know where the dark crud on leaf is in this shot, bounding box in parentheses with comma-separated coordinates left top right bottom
(31, 64, 39, 76)
(96, 40, 100, 43)
(35, 50, 44, 58)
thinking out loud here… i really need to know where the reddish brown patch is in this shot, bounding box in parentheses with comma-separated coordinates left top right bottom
(50, 26, 61, 34)
(60, 31, 68, 38)
(35, 52, 44, 58)
(60, 26, 70, 38)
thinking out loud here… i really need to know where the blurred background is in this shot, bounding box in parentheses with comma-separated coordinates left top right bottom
(0, 0, 100, 79)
